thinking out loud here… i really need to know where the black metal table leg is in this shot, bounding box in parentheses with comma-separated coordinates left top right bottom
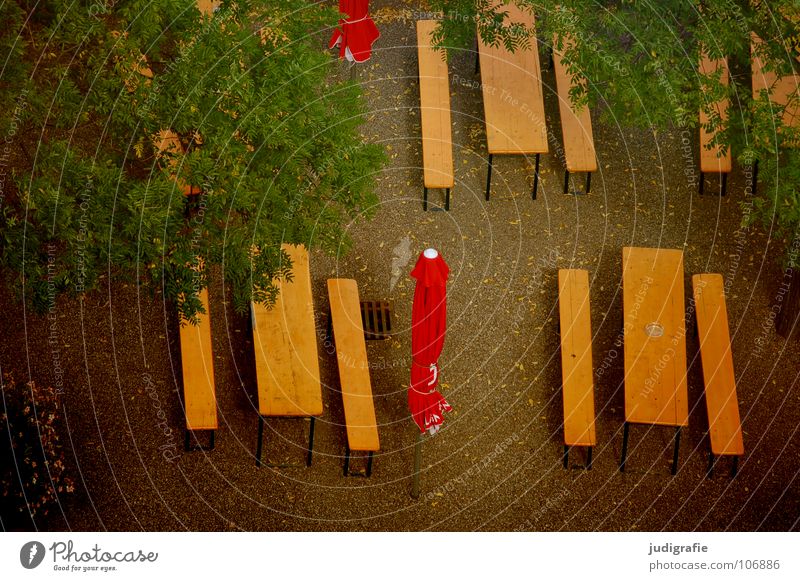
(445, 188, 450, 211)
(620, 422, 630, 472)
(707, 451, 716, 478)
(752, 160, 759, 197)
(532, 153, 540, 200)
(731, 456, 739, 477)
(343, 445, 351, 476)
(255, 415, 265, 467)
(306, 417, 316, 467)
(586, 172, 591, 194)
(485, 154, 493, 200)
(587, 447, 593, 470)
(721, 172, 728, 196)
(671, 426, 681, 475)
(563, 445, 569, 469)
(474, 44, 480, 74)
(699, 172, 705, 195)
(563, 170, 570, 194)
(366, 452, 374, 477)
(185, 429, 191, 452)
(209, 430, 215, 450)
(423, 187, 428, 211)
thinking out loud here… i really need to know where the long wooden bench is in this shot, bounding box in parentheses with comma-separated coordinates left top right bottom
(327, 279, 380, 476)
(416, 20, 454, 212)
(557, 269, 596, 469)
(699, 49, 732, 196)
(251, 244, 323, 467)
(476, 2, 548, 201)
(179, 286, 218, 450)
(692, 274, 744, 477)
(552, 34, 597, 195)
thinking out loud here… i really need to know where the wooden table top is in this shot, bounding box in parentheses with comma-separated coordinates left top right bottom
(699, 50, 732, 173)
(416, 20, 454, 189)
(552, 34, 597, 173)
(180, 286, 218, 431)
(751, 34, 800, 131)
(252, 244, 323, 417)
(622, 247, 688, 427)
(327, 279, 380, 452)
(477, 2, 548, 155)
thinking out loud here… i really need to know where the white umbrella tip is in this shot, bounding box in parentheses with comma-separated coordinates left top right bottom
(423, 248, 439, 259)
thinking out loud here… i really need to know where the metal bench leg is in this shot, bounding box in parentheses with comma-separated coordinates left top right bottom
(731, 456, 739, 477)
(620, 422, 630, 472)
(366, 452, 374, 477)
(699, 172, 705, 195)
(586, 172, 591, 194)
(474, 43, 479, 74)
(185, 429, 191, 452)
(255, 415, 265, 467)
(532, 153, 540, 200)
(587, 447, 593, 470)
(671, 426, 681, 475)
(721, 172, 728, 196)
(485, 154, 493, 200)
(563, 170, 569, 194)
(563, 445, 569, 469)
(423, 187, 428, 211)
(306, 417, 316, 467)
(343, 445, 351, 477)
(209, 430, 215, 450)
(707, 451, 716, 478)
(445, 188, 450, 211)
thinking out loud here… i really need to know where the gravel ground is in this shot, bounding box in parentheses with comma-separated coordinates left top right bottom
(1, 1, 798, 531)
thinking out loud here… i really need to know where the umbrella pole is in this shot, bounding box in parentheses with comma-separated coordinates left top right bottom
(411, 431, 423, 499)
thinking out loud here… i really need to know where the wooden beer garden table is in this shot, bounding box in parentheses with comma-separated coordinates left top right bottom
(252, 244, 323, 467)
(476, 2, 548, 201)
(620, 247, 688, 475)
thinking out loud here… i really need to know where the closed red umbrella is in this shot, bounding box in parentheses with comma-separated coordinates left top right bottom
(328, 0, 380, 63)
(408, 248, 452, 434)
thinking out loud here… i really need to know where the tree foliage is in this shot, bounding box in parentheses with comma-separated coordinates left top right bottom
(0, 0, 385, 322)
(432, 1, 800, 249)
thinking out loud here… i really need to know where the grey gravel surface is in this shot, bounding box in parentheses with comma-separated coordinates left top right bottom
(1, 0, 798, 531)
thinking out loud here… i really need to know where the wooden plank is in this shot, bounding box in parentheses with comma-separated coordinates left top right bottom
(327, 279, 380, 452)
(416, 20, 454, 189)
(197, 0, 221, 15)
(153, 129, 194, 196)
(252, 244, 323, 417)
(751, 34, 800, 132)
(699, 50, 732, 174)
(552, 34, 597, 173)
(477, 3, 548, 155)
(179, 287, 218, 431)
(693, 274, 744, 456)
(558, 269, 596, 447)
(622, 247, 688, 427)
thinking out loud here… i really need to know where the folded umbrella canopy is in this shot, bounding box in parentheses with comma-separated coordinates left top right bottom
(328, 0, 380, 63)
(408, 248, 452, 435)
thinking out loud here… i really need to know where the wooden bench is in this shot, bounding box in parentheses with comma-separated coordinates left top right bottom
(552, 34, 597, 195)
(327, 279, 380, 476)
(476, 2, 548, 200)
(557, 269, 596, 469)
(699, 49, 732, 196)
(179, 286, 218, 450)
(251, 244, 323, 467)
(692, 274, 744, 477)
(416, 20, 454, 211)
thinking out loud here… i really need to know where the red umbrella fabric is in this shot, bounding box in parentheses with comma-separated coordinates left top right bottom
(408, 248, 452, 434)
(328, 0, 380, 63)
